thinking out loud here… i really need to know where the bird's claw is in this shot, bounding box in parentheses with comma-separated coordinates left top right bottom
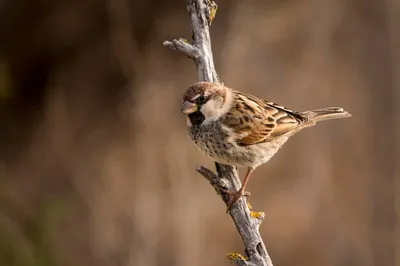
(220, 188, 250, 213)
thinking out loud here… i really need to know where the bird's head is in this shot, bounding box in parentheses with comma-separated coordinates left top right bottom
(181, 82, 233, 126)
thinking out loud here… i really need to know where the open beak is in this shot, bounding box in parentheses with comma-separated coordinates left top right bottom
(181, 101, 198, 114)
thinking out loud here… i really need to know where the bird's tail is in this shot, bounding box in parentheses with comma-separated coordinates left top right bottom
(300, 107, 351, 123)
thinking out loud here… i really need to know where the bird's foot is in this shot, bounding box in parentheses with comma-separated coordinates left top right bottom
(220, 188, 250, 213)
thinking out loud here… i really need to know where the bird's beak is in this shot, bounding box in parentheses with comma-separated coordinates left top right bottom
(181, 101, 198, 114)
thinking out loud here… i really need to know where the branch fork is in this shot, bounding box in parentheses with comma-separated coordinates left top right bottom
(164, 1, 273, 265)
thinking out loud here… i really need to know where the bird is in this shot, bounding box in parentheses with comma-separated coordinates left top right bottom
(181, 82, 351, 211)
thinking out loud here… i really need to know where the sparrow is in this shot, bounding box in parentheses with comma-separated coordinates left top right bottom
(181, 82, 351, 211)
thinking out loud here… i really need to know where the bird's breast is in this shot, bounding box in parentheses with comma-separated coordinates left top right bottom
(187, 123, 290, 168)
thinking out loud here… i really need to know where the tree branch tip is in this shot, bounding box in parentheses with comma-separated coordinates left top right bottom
(196, 166, 231, 189)
(195, 165, 206, 172)
(196, 165, 216, 179)
(163, 38, 200, 59)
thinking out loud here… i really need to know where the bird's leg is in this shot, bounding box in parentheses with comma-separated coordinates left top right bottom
(222, 167, 254, 212)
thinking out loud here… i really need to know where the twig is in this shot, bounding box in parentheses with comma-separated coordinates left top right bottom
(164, 1, 273, 265)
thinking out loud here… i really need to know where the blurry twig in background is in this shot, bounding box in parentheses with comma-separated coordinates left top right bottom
(164, 1, 272, 265)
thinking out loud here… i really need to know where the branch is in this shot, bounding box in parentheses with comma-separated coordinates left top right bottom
(164, 1, 273, 265)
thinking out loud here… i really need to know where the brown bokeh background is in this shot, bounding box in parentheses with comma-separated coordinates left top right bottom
(0, 0, 399, 266)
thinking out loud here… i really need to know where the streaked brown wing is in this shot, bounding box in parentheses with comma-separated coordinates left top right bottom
(222, 92, 307, 146)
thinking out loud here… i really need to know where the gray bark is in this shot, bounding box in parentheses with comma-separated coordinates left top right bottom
(164, 1, 273, 265)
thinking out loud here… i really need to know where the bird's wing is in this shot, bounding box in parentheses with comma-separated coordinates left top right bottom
(222, 91, 308, 146)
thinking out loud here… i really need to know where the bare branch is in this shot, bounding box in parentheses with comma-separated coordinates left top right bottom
(163, 39, 201, 59)
(164, 1, 273, 265)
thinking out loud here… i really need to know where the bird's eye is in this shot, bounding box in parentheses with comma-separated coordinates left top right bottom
(197, 95, 207, 104)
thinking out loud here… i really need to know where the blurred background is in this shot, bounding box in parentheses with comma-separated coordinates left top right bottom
(0, 0, 399, 266)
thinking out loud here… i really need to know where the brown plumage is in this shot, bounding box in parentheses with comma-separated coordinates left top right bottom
(181, 82, 351, 211)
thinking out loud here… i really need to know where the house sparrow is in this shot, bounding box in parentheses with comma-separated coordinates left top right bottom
(181, 82, 351, 211)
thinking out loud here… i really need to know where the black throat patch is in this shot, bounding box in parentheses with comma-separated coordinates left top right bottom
(188, 111, 205, 125)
